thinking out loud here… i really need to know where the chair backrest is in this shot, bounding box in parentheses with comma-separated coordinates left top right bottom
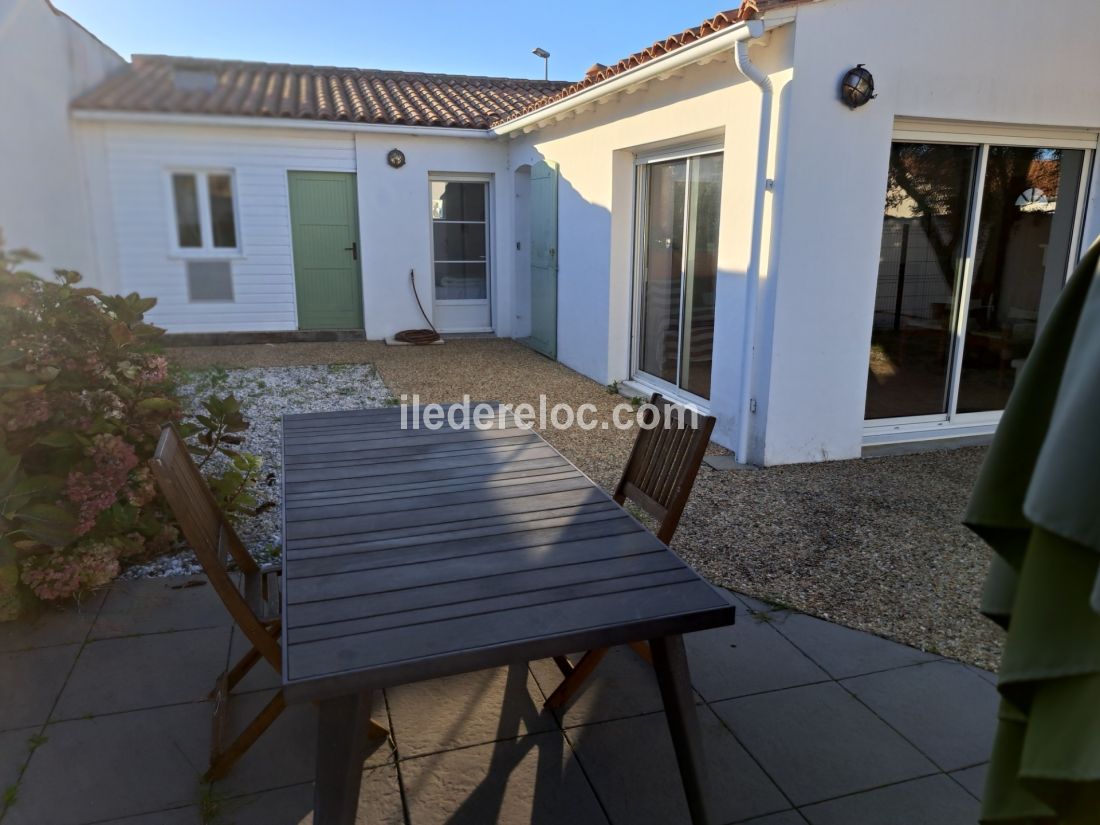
(150, 425, 281, 671)
(614, 393, 716, 544)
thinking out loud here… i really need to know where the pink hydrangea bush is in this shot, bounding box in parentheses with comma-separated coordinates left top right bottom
(0, 240, 184, 615)
(20, 541, 121, 602)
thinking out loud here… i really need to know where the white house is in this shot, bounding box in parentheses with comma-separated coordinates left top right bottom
(4, 0, 1100, 465)
(0, 0, 123, 277)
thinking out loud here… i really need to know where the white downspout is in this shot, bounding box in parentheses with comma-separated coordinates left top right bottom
(733, 37, 774, 465)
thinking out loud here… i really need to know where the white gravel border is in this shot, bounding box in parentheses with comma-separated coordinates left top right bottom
(124, 363, 391, 578)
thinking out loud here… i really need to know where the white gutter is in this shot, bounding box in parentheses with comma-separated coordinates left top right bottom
(70, 108, 495, 138)
(492, 19, 766, 136)
(732, 35, 774, 465)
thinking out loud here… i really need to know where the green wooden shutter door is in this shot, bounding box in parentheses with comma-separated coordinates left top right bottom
(528, 160, 559, 359)
(288, 172, 363, 330)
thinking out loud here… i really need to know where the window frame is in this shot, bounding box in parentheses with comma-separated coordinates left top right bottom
(628, 143, 724, 409)
(164, 168, 242, 258)
(428, 174, 492, 307)
(863, 122, 1097, 444)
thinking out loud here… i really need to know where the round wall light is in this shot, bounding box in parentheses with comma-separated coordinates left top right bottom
(840, 65, 876, 109)
(387, 148, 406, 169)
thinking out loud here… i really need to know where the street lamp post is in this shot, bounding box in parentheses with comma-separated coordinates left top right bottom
(532, 47, 550, 81)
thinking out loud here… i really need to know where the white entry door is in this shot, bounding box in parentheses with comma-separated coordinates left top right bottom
(431, 179, 492, 332)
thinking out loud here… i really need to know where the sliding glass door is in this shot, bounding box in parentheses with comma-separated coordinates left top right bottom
(867, 138, 1088, 424)
(635, 151, 723, 400)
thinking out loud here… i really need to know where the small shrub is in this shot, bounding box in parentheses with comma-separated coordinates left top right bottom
(0, 240, 266, 613)
(179, 394, 273, 521)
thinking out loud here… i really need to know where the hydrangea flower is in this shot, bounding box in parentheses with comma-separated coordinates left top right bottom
(65, 433, 139, 535)
(21, 542, 121, 602)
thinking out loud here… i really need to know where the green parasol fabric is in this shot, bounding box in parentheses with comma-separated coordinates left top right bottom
(965, 237, 1100, 823)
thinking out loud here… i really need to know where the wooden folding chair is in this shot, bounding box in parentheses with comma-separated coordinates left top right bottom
(544, 393, 717, 711)
(150, 425, 387, 781)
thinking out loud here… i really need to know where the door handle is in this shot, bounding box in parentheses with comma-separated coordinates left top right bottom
(344, 241, 358, 261)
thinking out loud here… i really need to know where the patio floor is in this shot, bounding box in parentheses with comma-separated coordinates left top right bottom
(2, 576, 997, 825)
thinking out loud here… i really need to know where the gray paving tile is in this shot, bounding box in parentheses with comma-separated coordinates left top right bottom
(740, 812, 808, 825)
(219, 765, 404, 824)
(968, 664, 998, 686)
(685, 613, 828, 702)
(0, 645, 80, 732)
(771, 613, 939, 679)
(92, 577, 228, 639)
(712, 682, 936, 806)
(529, 646, 664, 727)
(216, 690, 394, 799)
(53, 626, 232, 719)
(225, 627, 281, 694)
(0, 591, 104, 653)
(93, 806, 201, 824)
(6, 702, 209, 825)
(733, 592, 792, 615)
(950, 762, 989, 800)
(0, 727, 36, 799)
(800, 774, 980, 825)
(400, 730, 607, 825)
(567, 706, 788, 824)
(386, 664, 554, 758)
(841, 660, 998, 771)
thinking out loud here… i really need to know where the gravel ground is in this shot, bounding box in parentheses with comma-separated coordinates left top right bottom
(168, 338, 1004, 669)
(124, 362, 389, 578)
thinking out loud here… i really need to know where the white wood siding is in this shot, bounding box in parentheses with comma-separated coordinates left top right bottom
(101, 124, 355, 332)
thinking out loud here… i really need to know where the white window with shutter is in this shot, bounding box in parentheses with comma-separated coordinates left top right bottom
(166, 170, 240, 256)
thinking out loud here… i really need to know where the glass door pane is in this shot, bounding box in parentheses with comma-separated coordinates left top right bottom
(680, 154, 723, 399)
(429, 179, 490, 312)
(866, 143, 978, 420)
(956, 147, 1085, 413)
(638, 159, 686, 386)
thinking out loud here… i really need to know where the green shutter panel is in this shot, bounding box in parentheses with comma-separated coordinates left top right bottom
(528, 160, 559, 359)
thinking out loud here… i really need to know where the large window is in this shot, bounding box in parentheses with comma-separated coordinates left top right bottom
(634, 151, 723, 401)
(866, 138, 1088, 423)
(169, 171, 238, 253)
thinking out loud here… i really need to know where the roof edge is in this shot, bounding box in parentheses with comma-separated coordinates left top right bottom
(45, 0, 124, 63)
(70, 108, 497, 137)
(492, 18, 768, 136)
(127, 53, 573, 87)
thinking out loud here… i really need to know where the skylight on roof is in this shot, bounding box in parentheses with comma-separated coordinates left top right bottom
(172, 67, 218, 92)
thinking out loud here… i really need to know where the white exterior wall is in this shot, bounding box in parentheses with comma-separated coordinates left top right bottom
(0, 0, 123, 284)
(507, 30, 794, 450)
(757, 0, 1100, 464)
(84, 122, 509, 337)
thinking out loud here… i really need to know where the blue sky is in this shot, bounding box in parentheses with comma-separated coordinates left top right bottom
(52, 0, 738, 81)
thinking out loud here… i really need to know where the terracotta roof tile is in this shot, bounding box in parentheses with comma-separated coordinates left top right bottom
(499, 3, 783, 124)
(73, 3, 806, 130)
(72, 55, 571, 130)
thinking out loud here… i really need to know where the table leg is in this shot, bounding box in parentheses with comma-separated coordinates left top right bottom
(650, 635, 712, 825)
(314, 691, 373, 825)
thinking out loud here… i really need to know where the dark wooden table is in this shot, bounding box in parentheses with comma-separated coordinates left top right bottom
(280, 405, 735, 825)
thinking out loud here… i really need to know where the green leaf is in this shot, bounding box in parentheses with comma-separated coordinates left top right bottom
(0, 371, 39, 389)
(16, 503, 76, 547)
(135, 397, 178, 413)
(109, 322, 133, 347)
(0, 448, 20, 501)
(0, 348, 23, 367)
(0, 536, 17, 566)
(2, 475, 65, 515)
(34, 430, 83, 449)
